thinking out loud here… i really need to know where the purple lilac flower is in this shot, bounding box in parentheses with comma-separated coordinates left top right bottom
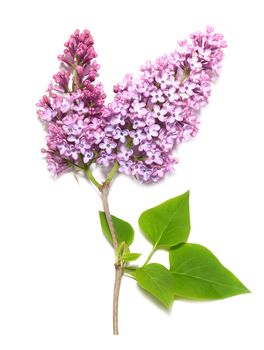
(37, 30, 106, 175)
(99, 137, 117, 154)
(118, 160, 133, 175)
(117, 145, 133, 161)
(150, 89, 165, 103)
(113, 127, 129, 143)
(153, 105, 167, 122)
(145, 149, 163, 165)
(164, 86, 179, 102)
(97, 152, 115, 167)
(104, 26, 226, 183)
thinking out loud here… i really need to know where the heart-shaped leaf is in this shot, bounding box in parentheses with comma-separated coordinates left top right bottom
(138, 191, 190, 250)
(170, 243, 250, 300)
(99, 211, 134, 246)
(135, 263, 176, 308)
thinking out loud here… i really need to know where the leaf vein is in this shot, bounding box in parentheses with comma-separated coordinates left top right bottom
(156, 198, 186, 246)
(172, 271, 246, 291)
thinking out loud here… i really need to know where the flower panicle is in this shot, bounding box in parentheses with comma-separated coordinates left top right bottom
(36, 29, 107, 176)
(37, 27, 226, 182)
(104, 26, 226, 183)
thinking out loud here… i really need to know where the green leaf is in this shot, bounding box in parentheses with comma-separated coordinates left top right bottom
(170, 243, 250, 300)
(135, 263, 176, 308)
(122, 253, 141, 262)
(99, 211, 134, 246)
(138, 191, 190, 250)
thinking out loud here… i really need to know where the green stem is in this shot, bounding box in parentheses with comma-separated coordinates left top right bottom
(123, 273, 136, 280)
(106, 162, 119, 183)
(143, 245, 157, 266)
(84, 168, 102, 190)
(66, 159, 84, 170)
(73, 67, 78, 91)
(72, 55, 79, 92)
(84, 160, 121, 334)
(180, 70, 190, 83)
(124, 266, 138, 271)
(113, 264, 122, 335)
(101, 183, 122, 335)
(101, 185, 118, 251)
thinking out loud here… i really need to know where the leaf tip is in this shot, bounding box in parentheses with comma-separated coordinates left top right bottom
(241, 286, 251, 294)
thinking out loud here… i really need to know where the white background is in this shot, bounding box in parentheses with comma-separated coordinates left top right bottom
(0, 0, 263, 348)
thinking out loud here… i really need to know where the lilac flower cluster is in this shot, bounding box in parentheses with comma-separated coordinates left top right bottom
(104, 26, 227, 182)
(37, 27, 226, 183)
(37, 30, 106, 175)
